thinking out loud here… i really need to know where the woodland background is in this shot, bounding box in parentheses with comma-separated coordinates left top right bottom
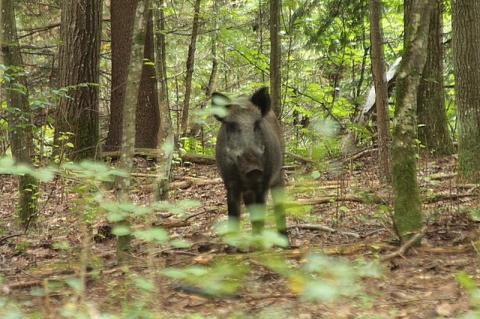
(2, 0, 480, 318)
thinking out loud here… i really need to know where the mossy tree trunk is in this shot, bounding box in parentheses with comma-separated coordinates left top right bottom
(54, 0, 102, 161)
(452, 0, 480, 182)
(1, 0, 39, 228)
(392, 0, 433, 244)
(417, 0, 454, 157)
(116, 0, 150, 264)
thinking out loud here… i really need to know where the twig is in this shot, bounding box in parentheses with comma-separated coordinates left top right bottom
(184, 208, 219, 222)
(471, 240, 479, 256)
(0, 233, 23, 245)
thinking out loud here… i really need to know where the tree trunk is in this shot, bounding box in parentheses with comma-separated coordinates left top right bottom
(116, 0, 150, 264)
(452, 0, 480, 182)
(153, 0, 173, 201)
(270, 0, 282, 117)
(417, 0, 454, 157)
(1, 0, 39, 227)
(55, 0, 102, 161)
(392, 0, 433, 244)
(180, 0, 202, 137)
(369, 0, 391, 183)
(105, 0, 159, 152)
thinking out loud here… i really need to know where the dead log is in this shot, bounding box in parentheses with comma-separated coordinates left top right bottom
(182, 153, 216, 165)
(144, 177, 222, 191)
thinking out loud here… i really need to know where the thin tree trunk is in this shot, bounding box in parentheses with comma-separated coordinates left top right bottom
(257, 0, 266, 83)
(369, 0, 391, 183)
(180, 0, 202, 137)
(392, 0, 433, 244)
(206, 32, 218, 97)
(1, 0, 39, 228)
(153, 0, 173, 201)
(270, 0, 282, 117)
(116, 0, 150, 264)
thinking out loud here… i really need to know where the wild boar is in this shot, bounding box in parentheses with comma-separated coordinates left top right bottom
(212, 87, 287, 240)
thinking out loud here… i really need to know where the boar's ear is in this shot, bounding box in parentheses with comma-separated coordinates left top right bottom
(211, 92, 231, 121)
(250, 87, 271, 116)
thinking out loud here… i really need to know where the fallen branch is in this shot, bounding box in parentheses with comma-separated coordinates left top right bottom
(285, 152, 315, 164)
(182, 154, 216, 165)
(380, 226, 427, 262)
(144, 177, 223, 191)
(2, 270, 81, 292)
(288, 223, 360, 238)
(184, 208, 220, 222)
(295, 194, 385, 205)
(428, 172, 456, 180)
(424, 193, 477, 204)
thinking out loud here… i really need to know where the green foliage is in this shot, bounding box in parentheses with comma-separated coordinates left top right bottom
(457, 271, 480, 318)
(0, 158, 383, 317)
(0, 297, 25, 319)
(0, 157, 53, 181)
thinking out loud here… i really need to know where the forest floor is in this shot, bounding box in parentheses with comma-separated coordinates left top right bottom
(1, 150, 480, 318)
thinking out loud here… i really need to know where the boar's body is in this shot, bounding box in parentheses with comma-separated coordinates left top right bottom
(212, 87, 287, 239)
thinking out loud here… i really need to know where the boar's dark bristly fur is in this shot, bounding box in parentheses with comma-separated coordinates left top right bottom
(212, 87, 287, 241)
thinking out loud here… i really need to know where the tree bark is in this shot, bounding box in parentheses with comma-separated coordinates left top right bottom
(105, 0, 159, 152)
(369, 0, 391, 183)
(1, 0, 39, 227)
(270, 0, 282, 117)
(116, 0, 150, 264)
(417, 0, 454, 157)
(392, 0, 433, 244)
(55, 0, 102, 161)
(452, 0, 480, 182)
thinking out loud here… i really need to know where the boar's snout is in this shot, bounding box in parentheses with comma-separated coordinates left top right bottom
(238, 148, 264, 181)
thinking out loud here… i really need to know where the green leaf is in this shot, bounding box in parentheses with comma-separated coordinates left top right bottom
(170, 238, 191, 248)
(132, 276, 155, 292)
(112, 225, 131, 236)
(302, 280, 338, 301)
(311, 170, 321, 179)
(65, 278, 83, 294)
(133, 228, 168, 243)
(52, 241, 70, 250)
(211, 93, 230, 107)
(107, 212, 127, 222)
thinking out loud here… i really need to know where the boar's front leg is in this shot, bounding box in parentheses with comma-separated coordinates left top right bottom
(226, 185, 242, 233)
(271, 174, 288, 238)
(243, 191, 267, 234)
(271, 186, 287, 237)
